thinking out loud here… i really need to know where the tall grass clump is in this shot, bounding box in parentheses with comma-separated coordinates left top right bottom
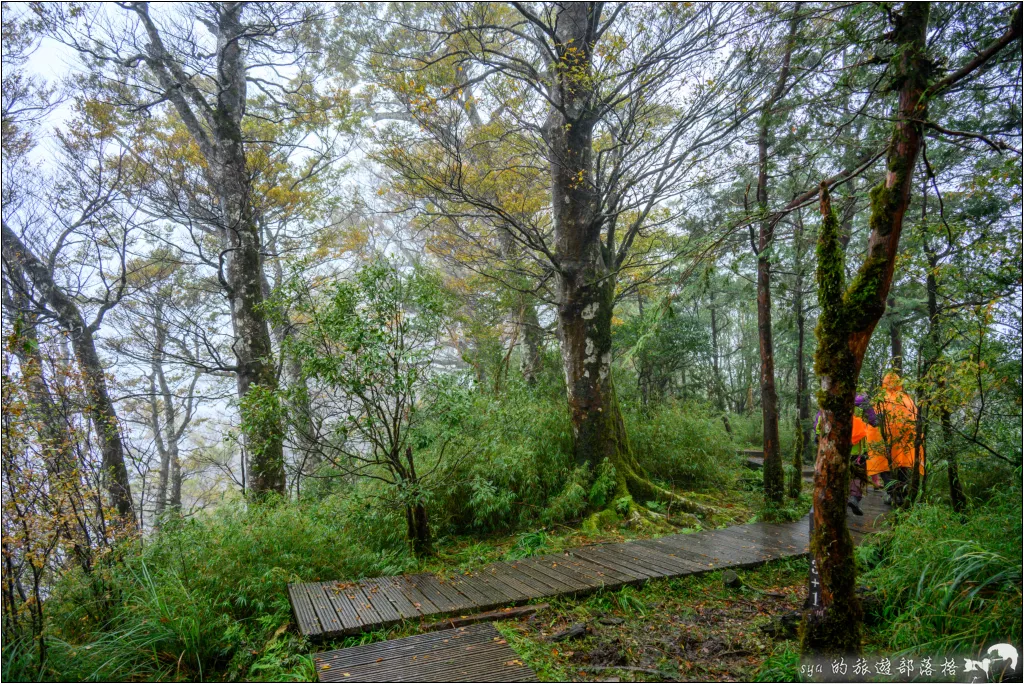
(628, 402, 736, 491)
(31, 495, 415, 682)
(862, 480, 1022, 655)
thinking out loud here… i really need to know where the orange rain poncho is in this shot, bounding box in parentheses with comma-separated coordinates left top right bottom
(865, 422, 888, 477)
(873, 372, 924, 474)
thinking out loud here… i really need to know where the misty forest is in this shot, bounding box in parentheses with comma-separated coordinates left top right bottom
(2, 2, 1022, 682)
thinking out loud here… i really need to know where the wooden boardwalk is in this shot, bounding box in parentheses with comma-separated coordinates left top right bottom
(742, 449, 816, 478)
(289, 489, 888, 639)
(314, 623, 538, 682)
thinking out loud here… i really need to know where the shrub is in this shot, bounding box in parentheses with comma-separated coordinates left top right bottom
(628, 402, 736, 490)
(426, 384, 577, 534)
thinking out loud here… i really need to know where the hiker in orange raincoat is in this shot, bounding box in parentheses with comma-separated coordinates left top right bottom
(813, 395, 880, 516)
(875, 372, 921, 505)
(848, 395, 881, 516)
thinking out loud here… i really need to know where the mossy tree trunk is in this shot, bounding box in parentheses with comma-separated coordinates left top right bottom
(545, 3, 710, 521)
(922, 232, 966, 513)
(520, 300, 544, 386)
(802, 2, 931, 655)
(794, 210, 813, 464)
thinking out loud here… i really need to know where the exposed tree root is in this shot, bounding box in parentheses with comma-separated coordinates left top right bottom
(618, 459, 718, 519)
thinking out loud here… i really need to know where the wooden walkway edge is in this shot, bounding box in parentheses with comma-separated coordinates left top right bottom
(314, 622, 538, 682)
(289, 489, 888, 639)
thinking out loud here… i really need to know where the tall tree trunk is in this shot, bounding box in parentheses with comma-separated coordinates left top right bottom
(544, 4, 709, 518)
(754, 6, 800, 504)
(3, 271, 95, 571)
(519, 299, 543, 386)
(802, 3, 930, 655)
(708, 275, 732, 434)
(214, 8, 285, 496)
(923, 235, 965, 513)
(2, 221, 136, 525)
(546, 3, 621, 474)
(260, 235, 321, 491)
(149, 371, 171, 522)
(403, 446, 431, 555)
(794, 211, 813, 463)
(134, 3, 285, 497)
(888, 297, 904, 373)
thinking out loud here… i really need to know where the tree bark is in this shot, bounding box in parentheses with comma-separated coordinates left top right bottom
(708, 275, 732, 434)
(519, 299, 543, 386)
(546, 4, 622, 473)
(923, 235, 965, 513)
(133, 2, 286, 497)
(2, 268, 95, 572)
(802, 3, 931, 655)
(2, 221, 136, 525)
(148, 302, 190, 522)
(754, 6, 800, 504)
(794, 211, 813, 463)
(543, 4, 710, 518)
(888, 297, 904, 373)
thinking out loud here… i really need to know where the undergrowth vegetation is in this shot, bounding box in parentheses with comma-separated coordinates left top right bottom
(5, 386, 1018, 683)
(860, 474, 1023, 656)
(4, 394, 755, 682)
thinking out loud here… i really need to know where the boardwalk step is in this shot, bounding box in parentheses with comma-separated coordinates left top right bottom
(314, 623, 538, 682)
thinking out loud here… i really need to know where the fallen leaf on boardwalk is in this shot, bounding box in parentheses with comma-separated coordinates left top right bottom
(505, 659, 523, 666)
(376, 658, 383, 663)
(320, 664, 330, 670)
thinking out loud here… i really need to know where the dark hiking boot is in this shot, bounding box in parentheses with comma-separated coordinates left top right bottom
(847, 496, 864, 516)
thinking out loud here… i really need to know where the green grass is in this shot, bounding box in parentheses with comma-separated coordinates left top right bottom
(860, 486, 1023, 657)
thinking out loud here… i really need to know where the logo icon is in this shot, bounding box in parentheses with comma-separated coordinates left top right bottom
(965, 644, 1019, 679)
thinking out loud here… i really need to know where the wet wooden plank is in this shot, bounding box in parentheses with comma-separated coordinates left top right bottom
(618, 541, 705, 574)
(358, 579, 403, 625)
(315, 623, 538, 682)
(363, 577, 421, 620)
(484, 564, 547, 600)
(637, 537, 720, 569)
(702, 529, 786, 561)
(349, 581, 387, 629)
(526, 556, 606, 590)
(306, 583, 346, 636)
(561, 553, 635, 585)
(288, 583, 322, 637)
(420, 574, 478, 613)
(470, 570, 530, 604)
(444, 573, 507, 611)
(500, 562, 561, 597)
(321, 581, 365, 633)
(509, 559, 578, 594)
(670, 535, 766, 568)
(406, 573, 463, 614)
(593, 544, 680, 578)
(571, 547, 657, 581)
(393, 575, 441, 615)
